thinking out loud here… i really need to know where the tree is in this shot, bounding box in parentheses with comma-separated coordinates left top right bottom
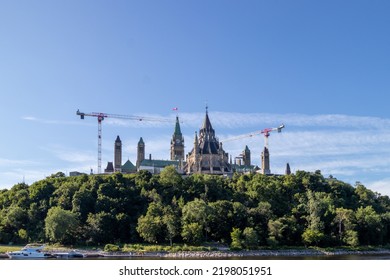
(115, 212, 135, 243)
(181, 223, 203, 245)
(72, 187, 96, 222)
(302, 228, 324, 246)
(302, 229, 325, 246)
(163, 205, 180, 246)
(355, 183, 377, 208)
(45, 206, 79, 244)
(301, 190, 335, 245)
(247, 201, 273, 244)
(2, 205, 28, 243)
(243, 227, 258, 249)
(29, 181, 55, 204)
(343, 230, 359, 247)
(268, 216, 300, 246)
(52, 182, 79, 210)
(5, 205, 28, 230)
(267, 219, 285, 246)
(181, 199, 211, 242)
(333, 208, 355, 245)
(136, 202, 165, 243)
(208, 200, 234, 242)
(86, 212, 116, 245)
(159, 166, 183, 189)
(230, 228, 243, 250)
(355, 206, 382, 245)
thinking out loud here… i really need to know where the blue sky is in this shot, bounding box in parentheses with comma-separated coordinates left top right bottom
(1, 0, 390, 195)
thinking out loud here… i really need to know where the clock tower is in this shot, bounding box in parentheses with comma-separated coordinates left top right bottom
(170, 116, 185, 161)
(114, 135, 122, 172)
(136, 137, 145, 169)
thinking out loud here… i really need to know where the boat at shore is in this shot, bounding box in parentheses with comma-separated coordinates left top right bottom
(52, 250, 85, 259)
(6, 244, 52, 259)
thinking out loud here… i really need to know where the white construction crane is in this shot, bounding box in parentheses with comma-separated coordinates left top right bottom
(222, 124, 285, 148)
(76, 109, 172, 174)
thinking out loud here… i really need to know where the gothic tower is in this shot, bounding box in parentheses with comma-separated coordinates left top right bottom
(114, 135, 122, 172)
(192, 131, 199, 173)
(185, 108, 231, 175)
(285, 163, 291, 175)
(170, 116, 185, 161)
(136, 137, 145, 169)
(261, 146, 270, 175)
(242, 145, 251, 166)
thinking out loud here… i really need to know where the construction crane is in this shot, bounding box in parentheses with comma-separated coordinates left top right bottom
(222, 124, 285, 175)
(222, 124, 285, 148)
(260, 124, 285, 148)
(76, 109, 172, 174)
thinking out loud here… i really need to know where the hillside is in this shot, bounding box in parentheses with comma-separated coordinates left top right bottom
(1, 167, 390, 248)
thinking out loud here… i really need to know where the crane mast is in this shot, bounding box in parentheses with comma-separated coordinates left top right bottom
(76, 109, 172, 174)
(261, 124, 285, 148)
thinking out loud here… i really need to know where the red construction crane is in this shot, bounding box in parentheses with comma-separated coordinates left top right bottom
(222, 124, 285, 175)
(76, 109, 172, 174)
(222, 124, 285, 148)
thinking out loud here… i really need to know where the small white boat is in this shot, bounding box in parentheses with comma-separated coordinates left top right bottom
(6, 244, 52, 259)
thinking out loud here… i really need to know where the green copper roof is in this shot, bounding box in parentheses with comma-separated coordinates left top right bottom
(122, 159, 136, 172)
(138, 137, 144, 144)
(231, 164, 259, 172)
(140, 159, 179, 168)
(174, 116, 182, 136)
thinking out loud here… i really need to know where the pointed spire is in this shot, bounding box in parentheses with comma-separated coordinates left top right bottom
(194, 131, 198, 145)
(115, 135, 121, 143)
(174, 116, 182, 136)
(138, 137, 144, 144)
(201, 108, 213, 132)
(286, 163, 291, 175)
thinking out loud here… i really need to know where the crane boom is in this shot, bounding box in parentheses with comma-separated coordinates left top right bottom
(221, 124, 285, 175)
(76, 109, 172, 174)
(222, 124, 285, 148)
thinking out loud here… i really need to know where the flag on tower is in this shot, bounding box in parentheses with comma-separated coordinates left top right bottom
(172, 107, 179, 111)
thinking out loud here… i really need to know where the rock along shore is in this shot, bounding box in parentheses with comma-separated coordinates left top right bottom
(160, 248, 390, 259)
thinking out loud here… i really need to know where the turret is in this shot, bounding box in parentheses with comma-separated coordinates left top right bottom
(114, 135, 122, 172)
(243, 145, 251, 166)
(285, 163, 291, 175)
(261, 146, 270, 175)
(137, 137, 145, 169)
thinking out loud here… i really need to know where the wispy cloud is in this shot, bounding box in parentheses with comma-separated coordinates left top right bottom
(22, 116, 39, 121)
(41, 145, 96, 163)
(0, 158, 38, 167)
(22, 116, 92, 126)
(23, 111, 390, 130)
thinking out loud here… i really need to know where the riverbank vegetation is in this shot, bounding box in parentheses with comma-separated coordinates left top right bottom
(1, 167, 390, 249)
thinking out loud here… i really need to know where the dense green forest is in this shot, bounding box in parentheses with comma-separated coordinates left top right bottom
(1, 166, 390, 249)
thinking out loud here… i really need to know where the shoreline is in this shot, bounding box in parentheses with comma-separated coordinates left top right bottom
(2, 247, 390, 259)
(86, 248, 390, 259)
(159, 248, 390, 259)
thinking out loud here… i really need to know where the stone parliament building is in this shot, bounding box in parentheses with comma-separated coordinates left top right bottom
(103, 108, 287, 176)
